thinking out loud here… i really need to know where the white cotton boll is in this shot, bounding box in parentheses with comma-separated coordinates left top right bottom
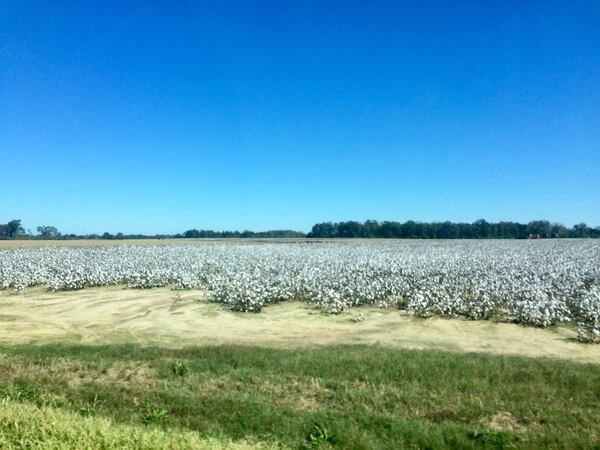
(0, 240, 598, 341)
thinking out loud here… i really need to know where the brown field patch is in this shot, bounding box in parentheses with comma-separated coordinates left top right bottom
(1, 286, 600, 363)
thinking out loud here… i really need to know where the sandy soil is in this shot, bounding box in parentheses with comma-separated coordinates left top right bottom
(1, 286, 599, 363)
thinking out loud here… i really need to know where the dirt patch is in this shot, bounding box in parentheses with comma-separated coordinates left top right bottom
(297, 378, 329, 411)
(193, 374, 327, 412)
(103, 361, 155, 385)
(59, 360, 157, 389)
(482, 412, 528, 433)
(0, 354, 157, 390)
(268, 377, 329, 412)
(1, 286, 600, 363)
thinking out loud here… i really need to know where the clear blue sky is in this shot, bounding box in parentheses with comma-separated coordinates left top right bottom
(1, 1, 599, 234)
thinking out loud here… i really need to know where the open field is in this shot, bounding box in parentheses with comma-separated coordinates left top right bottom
(2, 239, 599, 335)
(1, 240, 600, 448)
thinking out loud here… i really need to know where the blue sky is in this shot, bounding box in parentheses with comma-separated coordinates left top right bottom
(1, 1, 599, 234)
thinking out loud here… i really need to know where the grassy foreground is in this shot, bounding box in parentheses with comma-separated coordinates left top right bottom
(1, 344, 599, 449)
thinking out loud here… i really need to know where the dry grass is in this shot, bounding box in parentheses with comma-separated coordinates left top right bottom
(481, 412, 530, 433)
(1, 285, 600, 363)
(0, 238, 411, 249)
(0, 238, 323, 249)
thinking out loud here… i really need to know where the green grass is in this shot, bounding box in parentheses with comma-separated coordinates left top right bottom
(0, 400, 274, 449)
(1, 344, 600, 449)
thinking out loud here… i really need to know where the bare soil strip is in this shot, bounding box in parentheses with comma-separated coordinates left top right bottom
(1, 286, 599, 363)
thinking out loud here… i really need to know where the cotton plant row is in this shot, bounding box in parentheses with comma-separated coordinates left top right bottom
(0, 240, 599, 341)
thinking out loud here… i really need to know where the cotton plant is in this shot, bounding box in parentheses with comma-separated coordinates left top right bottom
(571, 285, 600, 343)
(0, 240, 599, 340)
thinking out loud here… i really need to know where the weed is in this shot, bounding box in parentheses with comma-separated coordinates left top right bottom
(0, 383, 31, 403)
(305, 421, 335, 448)
(170, 359, 189, 377)
(140, 400, 168, 424)
(79, 394, 104, 416)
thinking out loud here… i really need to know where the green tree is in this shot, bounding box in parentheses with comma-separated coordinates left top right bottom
(5, 220, 24, 239)
(37, 225, 60, 238)
(573, 223, 590, 238)
(527, 220, 552, 238)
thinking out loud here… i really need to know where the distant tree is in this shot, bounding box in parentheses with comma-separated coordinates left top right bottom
(252, 230, 305, 238)
(527, 220, 552, 238)
(573, 223, 590, 238)
(550, 223, 569, 238)
(362, 220, 380, 237)
(307, 222, 338, 238)
(183, 229, 201, 238)
(438, 221, 457, 239)
(380, 221, 402, 238)
(456, 222, 473, 238)
(472, 219, 490, 238)
(337, 221, 362, 238)
(400, 220, 417, 238)
(37, 225, 60, 238)
(5, 220, 25, 239)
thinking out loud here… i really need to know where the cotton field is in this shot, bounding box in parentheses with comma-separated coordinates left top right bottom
(1, 240, 599, 342)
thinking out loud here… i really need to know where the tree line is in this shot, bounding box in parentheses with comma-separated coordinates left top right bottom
(180, 229, 305, 239)
(2, 218, 600, 240)
(0, 220, 305, 240)
(307, 219, 600, 239)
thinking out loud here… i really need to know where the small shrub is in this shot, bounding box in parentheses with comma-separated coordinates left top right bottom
(140, 400, 168, 424)
(170, 359, 189, 377)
